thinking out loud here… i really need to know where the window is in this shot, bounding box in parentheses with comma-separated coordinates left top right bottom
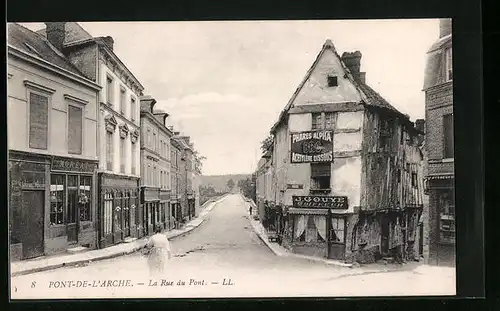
(79, 176, 92, 221)
(130, 97, 136, 121)
(160, 171, 163, 188)
(119, 87, 126, 115)
(325, 113, 335, 129)
(293, 215, 327, 243)
(327, 75, 338, 87)
(106, 76, 113, 105)
(147, 164, 151, 185)
(147, 128, 151, 147)
(443, 113, 454, 159)
(153, 132, 157, 151)
(120, 138, 125, 173)
(411, 172, 418, 188)
(330, 217, 345, 243)
(68, 105, 83, 154)
(29, 92, 49, 149)
(50, 174, 65, 225)
(311, 163, 331, 190)
(153, 166, 157, 186)
(131, 143, 136, 175)
(312, 113, 322, 130)
(106, 131, 113, 170)
(445, 48, 453, 81)
(439, 190, 455, 244)
(167, 172, 170, 189)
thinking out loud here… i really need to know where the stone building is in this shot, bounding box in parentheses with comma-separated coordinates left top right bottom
(423, 19, 455, 266)
(174, 136, 196, 221)
(8, 23, 101, 260)
(36, 22, 144, 248)
(170, 136, 183, 227)
(139, 96, 173, 236)
(267, 39, 426, 263)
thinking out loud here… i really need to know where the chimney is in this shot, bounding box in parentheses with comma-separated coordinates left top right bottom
(415, 119, 425, 133)
(341, 51, 365, 83)
(439, 19, 452, 38)
(103, 36, 114, 51)
(174, 131, 180, 136)
(140, 95, 156, 113)
(45, 22, 66, 50)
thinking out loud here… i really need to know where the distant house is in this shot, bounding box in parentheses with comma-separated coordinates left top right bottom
(423, 19, 455, 266)
(267, 39, 426, 263)
(8, 23, 101, 260)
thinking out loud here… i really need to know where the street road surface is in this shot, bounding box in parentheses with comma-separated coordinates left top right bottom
(11, 194, 455, 299)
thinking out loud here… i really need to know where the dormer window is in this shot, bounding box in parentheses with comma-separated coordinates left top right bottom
(445, 47, 453, 81)
(327, 75, 338, 87)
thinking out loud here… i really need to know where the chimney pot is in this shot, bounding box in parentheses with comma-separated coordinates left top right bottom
(439, 19, 452, 38)
(45, 22, 66, 50)
(103, 36, 114, 51)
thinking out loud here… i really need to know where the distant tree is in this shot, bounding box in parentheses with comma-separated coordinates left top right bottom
(260, 135, 274, 154)
(239, 177, 256, 201)
(227, 179, 235, 191)
(193, 151, 206, 174)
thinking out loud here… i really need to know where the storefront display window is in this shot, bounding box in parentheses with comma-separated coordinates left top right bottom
(79, 176, 92, 221)
(50, 174, 65, 225)
(330, 217, 345, 243)
(439, 189, 455, 244)
(294, 215, 326, 242)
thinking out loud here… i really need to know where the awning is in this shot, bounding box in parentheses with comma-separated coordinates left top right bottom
(288, 208, 328, 215)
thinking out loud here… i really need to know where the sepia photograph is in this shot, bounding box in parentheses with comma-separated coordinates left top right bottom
(8, 19, 457, 299)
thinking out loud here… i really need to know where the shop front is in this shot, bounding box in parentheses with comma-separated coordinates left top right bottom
(9, 151, 99, 260)
(159, 190, 171, 230)
(187, 191, 195, 220)
(98, 173, 139, 248)
(284, 195, 349, 260)
(170, 195, 182, 229)
(141, 187, 160, 237)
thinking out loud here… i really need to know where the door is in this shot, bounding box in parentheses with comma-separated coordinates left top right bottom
(21, 190, 45, 259)
(418, 223, 424, 257)
(67, 175, 79, 244)
(380, 216, 390, 256)
(327, 216, 346, 260)
(123, 191, 130, 237)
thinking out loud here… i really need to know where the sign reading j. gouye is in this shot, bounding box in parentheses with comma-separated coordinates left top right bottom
(292, 195, 348, 209)
(290, 130, 333, 163)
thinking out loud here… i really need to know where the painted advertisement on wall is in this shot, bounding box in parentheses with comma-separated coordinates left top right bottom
(290, 130, 333, 163)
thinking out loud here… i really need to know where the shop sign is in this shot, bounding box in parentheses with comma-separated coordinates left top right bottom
(290, 130, 334, 163)
(52, 157, 97, 173)
(292, 195, 348, 209)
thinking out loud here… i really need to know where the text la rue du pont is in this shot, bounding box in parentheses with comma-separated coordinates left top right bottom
(46, 278, 235, 289)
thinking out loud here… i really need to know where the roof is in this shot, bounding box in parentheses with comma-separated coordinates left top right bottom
(423, 35, 451, 90)
(8, 23, 84, 76)
(36, 22, 93, 46)
(270, 39, 411, 133)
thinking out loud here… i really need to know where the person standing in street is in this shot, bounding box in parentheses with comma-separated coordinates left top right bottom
(248, 204, 253, 216)
(143, 225, 172, 276)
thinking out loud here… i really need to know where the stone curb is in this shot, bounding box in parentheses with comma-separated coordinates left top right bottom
(11, 194, 230, 277)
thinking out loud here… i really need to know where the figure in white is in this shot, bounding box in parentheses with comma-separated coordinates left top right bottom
(144, 225, 172, 276)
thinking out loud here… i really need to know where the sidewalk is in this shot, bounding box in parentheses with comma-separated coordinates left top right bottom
(242, 196, 424, 274)
(11, 194, 229, 277)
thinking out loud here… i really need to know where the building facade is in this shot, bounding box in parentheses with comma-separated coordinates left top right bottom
(36, 22, 145, 248)
(139, 96, 173, 236)
(8, 23, 101, 260)
(170, 137, 183, 227)
(423, 19, 455, 266)
(265, 40, 426, 263)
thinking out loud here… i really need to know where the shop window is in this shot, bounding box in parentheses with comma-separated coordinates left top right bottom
(104, 191, 113, 235)
(330, 217, 345, 243)
(115, 191, 122, 231)
(439, 190, 455, 244)
(29, 92, 49, 150)
(443, 113, 454, 159)
(311, 163, 331, 190)
(293, 215, 327, 243)
(50, 174, 65, 225)
(68, 105, 83, 155)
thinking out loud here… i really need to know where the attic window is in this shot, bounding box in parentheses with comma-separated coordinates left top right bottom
(24, 43, 42, 58)
(327, 76, 338, 87)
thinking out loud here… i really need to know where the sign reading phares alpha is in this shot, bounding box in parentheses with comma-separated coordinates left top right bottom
(290, 130, 333, 163)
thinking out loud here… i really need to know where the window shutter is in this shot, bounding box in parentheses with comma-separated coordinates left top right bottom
(29, 93, 48, 149)
(68, 105, 83, 154)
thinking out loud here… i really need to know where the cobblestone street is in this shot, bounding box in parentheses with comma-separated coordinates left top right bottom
(11, 195, 455, 298)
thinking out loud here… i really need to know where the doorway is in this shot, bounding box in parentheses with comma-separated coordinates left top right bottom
(380, 216, 390, 256)
(67, 175, 79, 244)
(327, 216, 346, 260)
(21, 190, 45, 259)
(123, 191, 131, 238)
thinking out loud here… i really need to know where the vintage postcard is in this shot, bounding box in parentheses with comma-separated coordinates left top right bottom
(8, 19, 456, 299)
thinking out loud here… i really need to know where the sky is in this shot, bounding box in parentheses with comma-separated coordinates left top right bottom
(21, 20, 440, 175)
